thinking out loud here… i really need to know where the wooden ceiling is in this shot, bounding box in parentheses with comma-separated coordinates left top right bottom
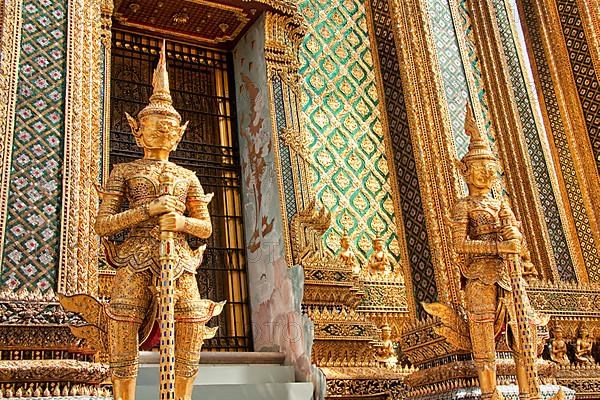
(112, 0, 284, 49)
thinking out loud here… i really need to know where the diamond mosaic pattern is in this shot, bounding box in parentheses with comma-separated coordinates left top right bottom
(426, 0, 470, 158)
(369, 0, 438, 319)
(0, 0, 67, 292)
(299, 0, 401, 265)
(556, 0, 600, 173)
(493, 0, 576, 280)
(271, 76, 297, 223)
(521, 0, 600, 280)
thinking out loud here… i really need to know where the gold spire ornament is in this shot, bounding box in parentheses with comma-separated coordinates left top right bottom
(60, 42, 224, 400)
(126, 43, 188, 153)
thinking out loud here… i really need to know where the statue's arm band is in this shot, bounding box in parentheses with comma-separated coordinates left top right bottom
(457, 239, 498, 255)
(183, 201, 212, 239)
(184, 175, 213, 239)
(95, 199, 150, 237)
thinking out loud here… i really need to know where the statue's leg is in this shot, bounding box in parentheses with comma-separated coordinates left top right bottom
(513, 352, 532, 400)
(107, 268, 153, 400)
(465, 281, 498, 400)
(174, 272, 206, 400)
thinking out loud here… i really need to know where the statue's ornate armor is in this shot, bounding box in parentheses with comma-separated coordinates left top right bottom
(97, 159, 215, 379)
(451, 196, 511, 292)
(97, 159, 212, 276)
(450, 196, 512, 370)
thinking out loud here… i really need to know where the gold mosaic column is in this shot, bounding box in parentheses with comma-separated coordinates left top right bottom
(58, 0, 104, 296)
(466, 0, 563, 281)
(516, 0, 600, 281)
(380, 0, 464, 308)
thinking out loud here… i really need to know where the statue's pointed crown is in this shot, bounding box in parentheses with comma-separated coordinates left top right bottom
(461, 103, 495, 164)
(137, 41, 181, 122)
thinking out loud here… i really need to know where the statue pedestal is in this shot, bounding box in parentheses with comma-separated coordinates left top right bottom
(409, 385, 574, 400)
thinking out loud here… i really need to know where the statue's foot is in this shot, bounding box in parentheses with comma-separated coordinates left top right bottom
(112, 377, 136, 400)
(175, 375, 197, 400)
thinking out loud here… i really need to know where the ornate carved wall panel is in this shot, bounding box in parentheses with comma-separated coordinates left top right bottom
(298, 0, 404, 269)
(0, 0, 104, 295)
(0, 0, 68, 292)
(518, 0, 600, 281)
(366, 0, 466, 318)
(369, 0, 438, 315)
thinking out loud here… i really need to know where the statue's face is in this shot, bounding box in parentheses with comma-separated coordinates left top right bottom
(555, 330, 563, 339)
(466, 159, 497, 192)
(138, 114, 182, 151)
(581, 328, 589, 338)
(374, 240, 383, 251)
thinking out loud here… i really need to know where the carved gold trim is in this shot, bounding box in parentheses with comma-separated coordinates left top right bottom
(467, 0, 562, 280)
(264, 11, 307, 266)
(518, 0, 600, 280)
(363, 1, 417, 318)
(0, 0, 23, 271)
(101, 0, 113, 182)
(387, 0, 465, 308)
(59, 0, 103, 295)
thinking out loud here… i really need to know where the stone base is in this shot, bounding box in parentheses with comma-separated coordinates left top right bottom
(409, 385, 575, 400)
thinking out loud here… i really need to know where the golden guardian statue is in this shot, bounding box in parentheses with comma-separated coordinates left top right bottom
(425, 104, 545, 400)
(60, 45, 224, 400)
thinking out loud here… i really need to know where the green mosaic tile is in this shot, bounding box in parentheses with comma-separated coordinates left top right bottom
(299, 0, 402, 266)
(1, 0, 67, 292)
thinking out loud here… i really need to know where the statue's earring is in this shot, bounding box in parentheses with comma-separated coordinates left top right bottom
(125, 112, 144, 148)
(454, 157, 468, 177)
(172, 121, 189, 152)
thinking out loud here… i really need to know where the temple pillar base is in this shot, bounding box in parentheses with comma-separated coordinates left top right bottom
(409, 385, 574, 400)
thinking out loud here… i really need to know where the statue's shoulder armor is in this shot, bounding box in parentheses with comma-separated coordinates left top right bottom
(171, 164, 196, 180)
(112, 160, 142, 173)
(451, 198, 471, 219)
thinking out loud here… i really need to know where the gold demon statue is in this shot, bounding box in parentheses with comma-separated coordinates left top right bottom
(60, 46, 223, 399)
(424, 104, 547, 400)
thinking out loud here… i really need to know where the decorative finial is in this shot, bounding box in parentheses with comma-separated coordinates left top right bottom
(461, 102, 495, 165)
(136, 40, 181, 123)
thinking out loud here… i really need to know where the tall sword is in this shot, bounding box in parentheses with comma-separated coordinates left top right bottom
(500, 205, 541, 400)
(158, 171, 176, 399)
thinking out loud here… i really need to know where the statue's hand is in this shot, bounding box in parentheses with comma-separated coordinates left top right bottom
(148, 196, 179, 216)
(501, 225, 522, 241)
(158, 211, 185, 232)
(497, 239, 521, 254)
